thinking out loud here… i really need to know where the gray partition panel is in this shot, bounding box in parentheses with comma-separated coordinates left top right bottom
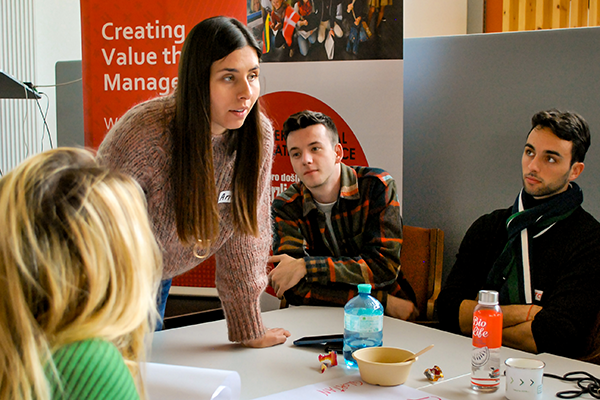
(56, 60, 84, 147)
(404, 27, 600, 282)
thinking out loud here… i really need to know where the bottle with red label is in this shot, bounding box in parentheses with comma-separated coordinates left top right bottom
(471, 290, 503, 391)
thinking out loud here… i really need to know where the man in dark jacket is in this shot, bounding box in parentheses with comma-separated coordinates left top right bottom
(437, 109, 600, 360)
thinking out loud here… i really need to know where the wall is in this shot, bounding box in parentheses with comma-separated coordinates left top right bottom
(33, 0, 82, 148)
(403, 27, 600, 282)
(467, 0, 484, 33)
(0, 0, 82, 173)
(404, 0, 468, 38)
(1, 0, 38, 174)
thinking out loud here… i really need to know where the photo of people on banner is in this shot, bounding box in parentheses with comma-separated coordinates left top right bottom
(247, 0, 402, 61)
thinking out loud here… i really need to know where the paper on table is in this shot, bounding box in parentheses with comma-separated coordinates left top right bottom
(143, 362, 241, 400)
(253, 374, 450, 400)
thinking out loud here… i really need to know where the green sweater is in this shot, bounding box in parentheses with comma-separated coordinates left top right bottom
(48, 339, 139, 400)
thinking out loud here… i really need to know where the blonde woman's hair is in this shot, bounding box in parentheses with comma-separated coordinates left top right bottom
(0, 148, 162, 400)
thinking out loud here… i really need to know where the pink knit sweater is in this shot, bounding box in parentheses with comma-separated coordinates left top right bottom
(98, 94, 273, 342)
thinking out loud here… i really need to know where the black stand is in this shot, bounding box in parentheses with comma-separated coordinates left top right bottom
(0, 70, 41, 99)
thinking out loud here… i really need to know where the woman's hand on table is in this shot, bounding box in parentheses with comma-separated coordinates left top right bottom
(243, 328, 291, 348)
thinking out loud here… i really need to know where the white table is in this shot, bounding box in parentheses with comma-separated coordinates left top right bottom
(150, 306, 600, 399)
(422, 352, 600, 399)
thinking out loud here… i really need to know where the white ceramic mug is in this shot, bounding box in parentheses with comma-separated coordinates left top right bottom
(504, 358, 545, 400)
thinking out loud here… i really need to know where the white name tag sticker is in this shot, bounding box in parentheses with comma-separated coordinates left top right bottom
(218, 191, 232, 204)
(534, 289, 543, 302)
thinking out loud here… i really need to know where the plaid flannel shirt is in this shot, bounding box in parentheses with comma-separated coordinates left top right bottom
(272, 164, 415, 307)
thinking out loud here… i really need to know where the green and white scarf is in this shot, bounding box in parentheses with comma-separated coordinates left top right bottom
(486, 183, 583, 304)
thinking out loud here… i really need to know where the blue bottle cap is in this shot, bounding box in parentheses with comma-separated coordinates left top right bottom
(357, 284, 372, 294)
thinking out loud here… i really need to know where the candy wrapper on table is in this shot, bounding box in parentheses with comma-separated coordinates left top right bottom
(318, 351, 338, 373)
(424, 365, 444, 382)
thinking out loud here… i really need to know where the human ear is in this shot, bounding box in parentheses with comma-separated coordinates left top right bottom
(568, 162, 585, 181)
(334, 143, 343, 163)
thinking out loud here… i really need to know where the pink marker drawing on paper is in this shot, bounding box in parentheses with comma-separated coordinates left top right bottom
(316, 380, 363, 396)
(408, 397, 443, 400)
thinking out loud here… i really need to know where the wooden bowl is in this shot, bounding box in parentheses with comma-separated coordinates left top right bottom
(352, 347, 416, 386)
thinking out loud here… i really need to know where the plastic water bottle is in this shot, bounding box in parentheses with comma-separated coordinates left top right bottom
(343, 283, 384, 368)
(471, 290, 503, 391)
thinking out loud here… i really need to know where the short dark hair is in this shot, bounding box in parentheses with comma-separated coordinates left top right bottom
(282, 110, 339, 146)
(529, 109, 591, 164)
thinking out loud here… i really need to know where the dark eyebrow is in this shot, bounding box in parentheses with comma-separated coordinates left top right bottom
(287, 140, 323, 153)
(216, 65, 260, 74)
(524, 143, 564, 158)
(545, 150, 563, 158)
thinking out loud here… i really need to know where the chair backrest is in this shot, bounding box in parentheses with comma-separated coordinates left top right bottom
(400, 225, 444, 322)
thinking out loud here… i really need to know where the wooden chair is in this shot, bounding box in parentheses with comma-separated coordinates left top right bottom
(400, 225, 444, 323)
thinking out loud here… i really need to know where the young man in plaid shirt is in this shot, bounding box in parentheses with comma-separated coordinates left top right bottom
(269, 110, 418, 320)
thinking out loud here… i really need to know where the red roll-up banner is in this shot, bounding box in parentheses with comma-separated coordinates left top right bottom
(80, 1, 245, 148)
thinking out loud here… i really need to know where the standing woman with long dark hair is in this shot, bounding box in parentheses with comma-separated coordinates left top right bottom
(98, 16, 290, 347)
